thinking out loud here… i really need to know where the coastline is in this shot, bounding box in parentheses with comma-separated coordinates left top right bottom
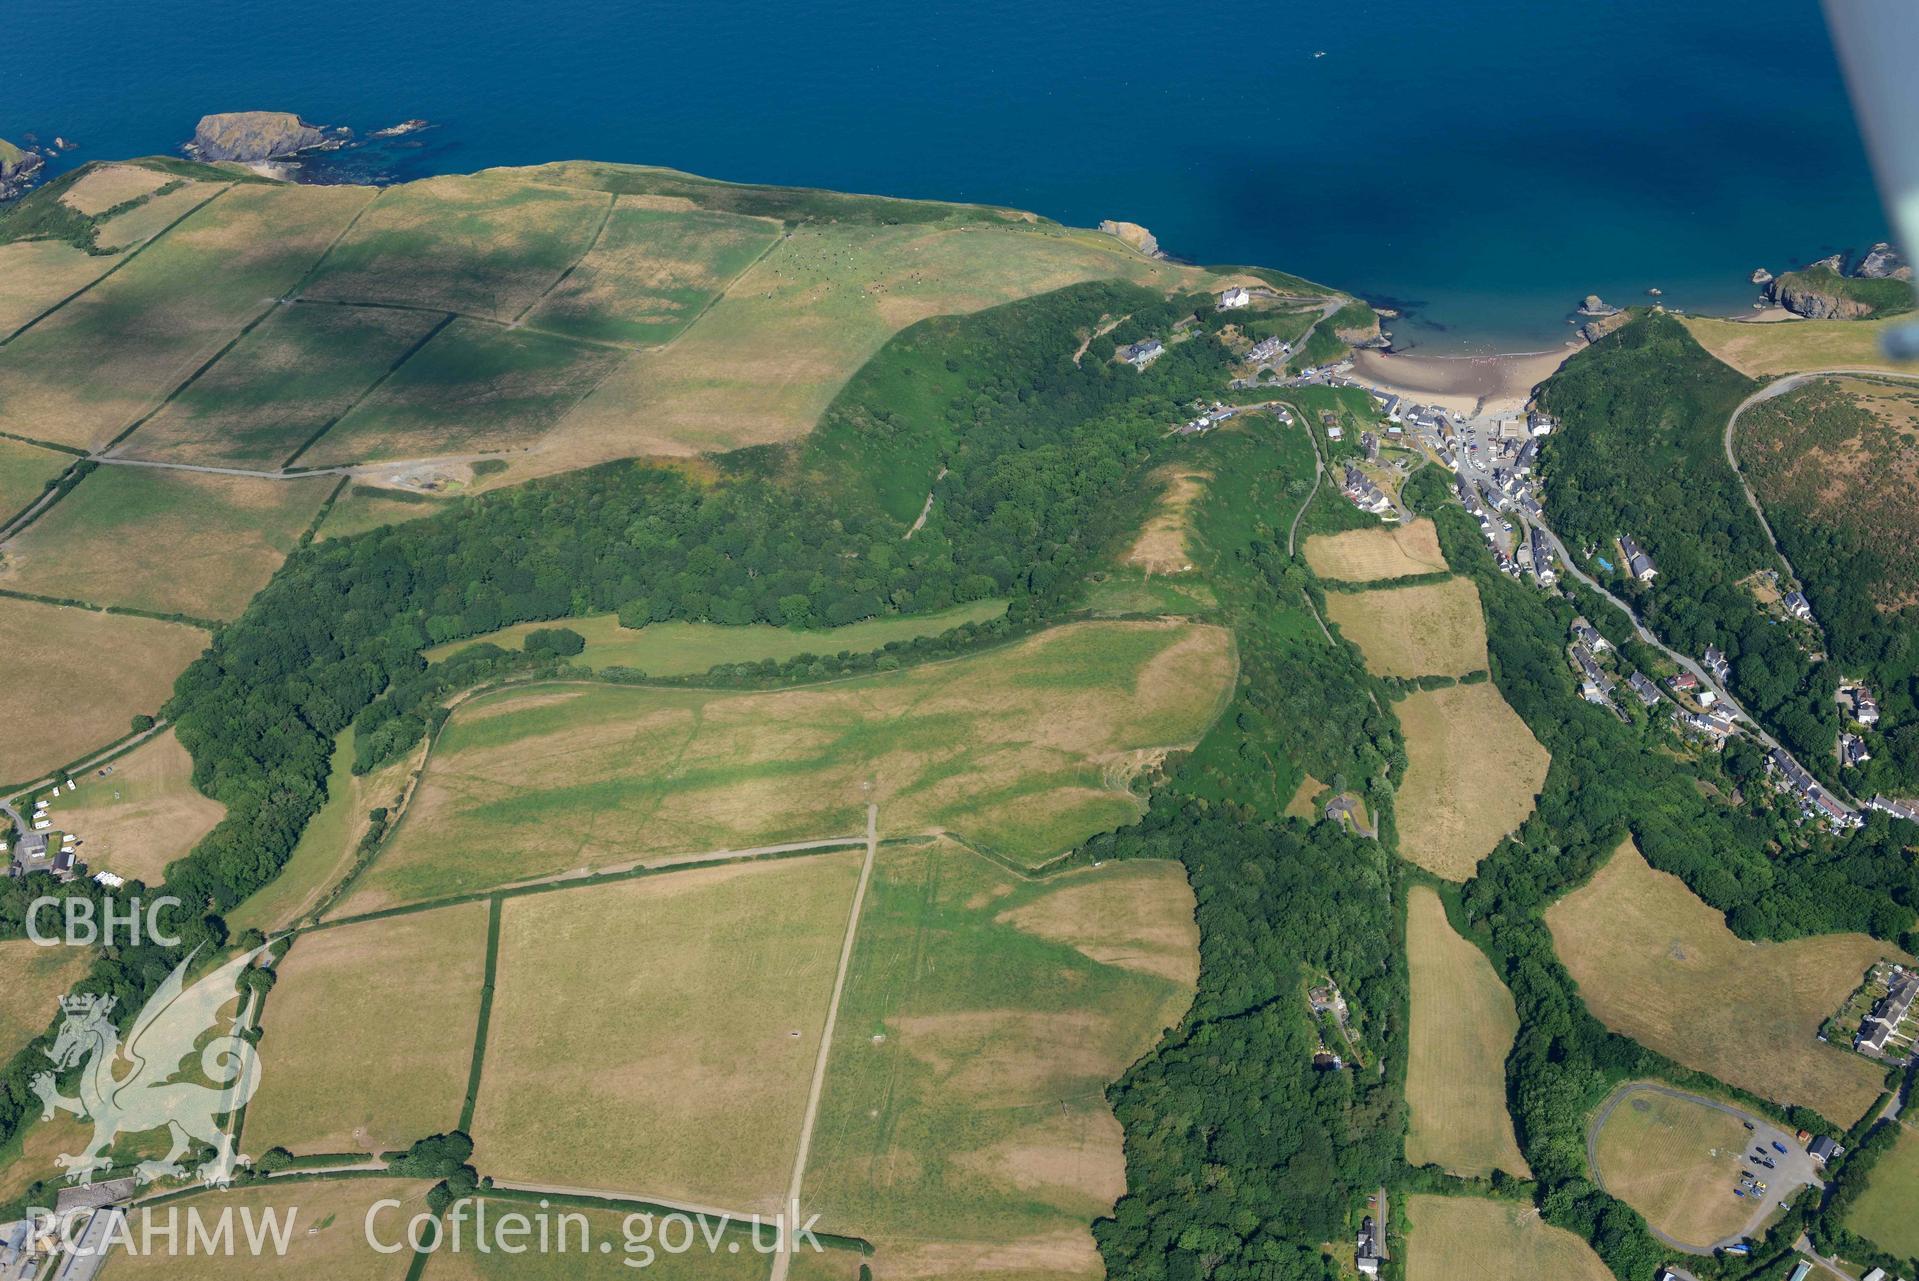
(1349, 345, 1574, 416)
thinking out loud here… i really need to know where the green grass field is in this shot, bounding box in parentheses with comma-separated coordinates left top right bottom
(243, 902, 489, 1155)
(0, 436, 72, 523)
(1590, 1085, 1762, 1249)
(0, 466, 336, 620)
(313, 485, 454, 541)
(428, 599, 1008, 673)
(522, 201, 781, 345)
(300, 318, 626, 464)
(1847, 1120, 1919, 1261)
(473, 852, 862, 1212)
(418, 1197, 774, 1280)
(1683, 314, 1910, 377)
(343, 620, 1233, 912)
(803, 843, 1193, 1281)
(121, 303, 446, 466)
(300, 174, 612, 322)
(1081, 567, 1217, 617)
(0, 183, 375, 450)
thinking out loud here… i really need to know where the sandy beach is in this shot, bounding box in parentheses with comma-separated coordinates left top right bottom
(1350, 346, 1574, 417)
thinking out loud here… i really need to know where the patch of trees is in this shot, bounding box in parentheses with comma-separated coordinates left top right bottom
(1538, 315, 1840, 778)
(1806, 1103, 1918, 1280)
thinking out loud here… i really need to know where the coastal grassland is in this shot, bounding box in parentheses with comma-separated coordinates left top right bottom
(1403, 886, 1529, 1179)
(1393, 683, 1549, 880)
(427, 598, 1009, 673)
(342, 620, 1233, 913)
(1738, 375, 1919, 611)
(0, 940, 93, 1057)
(299, 174, 610, 321)
(472, 853, 862, 1212)
(803, 843, 1196, 1281)
(52, 729, 224, 885)
(545, 219, 1232, 467)
(0, 240, 123, 337)
(243, 901, 488, 1155)
(1322, 576, 1489, 677)
(298, 318, 626, 465)
(0, 182, 375, 450)
(227, 727, 414, 935)
(0, 436, 73, 522)
(0, 599, 207, 784)
(1682, 314, 1908, 377)
(89, 179, 223, 252)
(1302, 518, 1448, 582)
(1122, 467, 1208, 575)
(1402, 1194, 1613, 1281)
(418, 1197, 773, 1280)
(1546, 841, 1904, 1125)
(1081, 567, 1217, 617)
(1590, 1084, 1761, 1248)
(313, 485, 453, 541)
(57, 163, 175, 216)
(0, 467, 336, 620)
(97, 1177, 434, 1281)
(1847, 1121, 1919, 1260)
(783, 1250, 864, 1281)
(521, 201, 782, 345)
(120, 303, 446, 466)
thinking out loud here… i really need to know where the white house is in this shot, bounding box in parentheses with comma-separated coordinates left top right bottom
(1218, 286, 1251, 309)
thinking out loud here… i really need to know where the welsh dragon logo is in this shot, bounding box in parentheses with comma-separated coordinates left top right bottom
(32, 945, 270, 1188)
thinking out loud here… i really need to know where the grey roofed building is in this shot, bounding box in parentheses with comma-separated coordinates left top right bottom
(1807, 1135, 1841, 1164)
(1782, 589, 1815, 621)
(1841, 732, 1872, 767)
(53, 1179, 135, 1217)
(1121, 338, 1163, 367)
(1619, 534, 1657, 582)
(1627, 671, 1662, 707)
(1703, 644, 1730, 682)
(1870, 794, 1919, 822)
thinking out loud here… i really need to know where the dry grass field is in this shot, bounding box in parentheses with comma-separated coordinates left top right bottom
(0, 183, 375, 450)
(1847, 1120, 1919, 1261)
(420, 1197, 774, 1280)
(0, 598, 207, 784)
(52, 729, 224, 885)
(1303, 518, 1449, 583)
(1403, 1194, 1613, 1281)
(0, 939, 94, 1056)
(98, 1177, 433, 1281)
(1394, 684, 1550, 881)
(1324, 577, 1489, 678)
(300, 175, 611, 321)
(1590, 1085, 1760, 1248)
(58, 164, 176, 216)
(1547, 842, 1905, 1125)
(299, 318, 627, 465)
(473, 853, 863, 1212)
(1123, 468, 1208, 575)
(803, 843, 1195, 1281)
(1, 466, 336, 620)
(522, 201, 782, 345)
(89, 180, 225, 252)
(0, 240, 123, 337)
(313, 486, 453, 541)
(1404, 887, 1529, 1178)
(1683, 314, 1907, 377)
(0, 436, 71, 523)
(243, 902, 488, 1155)
(120, 303, 446, 467)
(427, 599, 1007, 674)
(344, 620, 1232, 912)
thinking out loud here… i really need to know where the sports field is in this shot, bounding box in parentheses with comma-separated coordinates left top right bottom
(0, 183, 375, 451)
(522, 201, 782, 345)
(97, 1177, 432, 1281)
(120, 303, 445, 467)
(1123, 468, 1208, 575)
(0, 598, 208, 784)
(1403, 1194, 1612, 1281)
(344, 620, 1232, 911)
(1393, 684, 1549, 880)
(243, 902, 489, 1155)
(1404, 887, 1529, 1178)
(417, 1197, 774, 1280)
(473, 853, 862, 1212)
(52, 729, 224, 885)
(1303, 518, 1449, 583)
(1547, 842, 1903, 1125)
(300, 318, 626, 464)
(0, 437, 71, 524)
(803, 843, 1195, 1281)
(1682, 314, 1907, 377)
(0, 466, 336, 620)
(1847, 1120, 1919, 1261)
(427, 599, 1008, 672)
(300, 174, 612, 322)
(1324, 577, 1488, 678)
(0, 939, 93, 1056)
(1590, 1085, 1762, 1247)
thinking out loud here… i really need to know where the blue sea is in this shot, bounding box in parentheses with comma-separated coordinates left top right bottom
(4, 0, 1889, 351)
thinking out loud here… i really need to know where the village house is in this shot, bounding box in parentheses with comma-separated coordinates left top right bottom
(1572, 645, 1613, 705)
(1571, 618, 1611, 653)
(1703, 645, 1731, 683)
(1355, 1217, 1383, 1277)
(1782, 590, 1815, 623)
(1841, 732, 1871, 768)
(1806, 1135, 1842, 1165)
(1217, 286, 1251, 309)
(1855, 966, 1916, 1056)
(1527, 411, 1555, 436)
(1843, 684, 1881, 726)
(1121, 338, 1163, 368)
(1619, 535, 1658, 582)
(1870, 794, 1919, 823)
(1370, 391, 1401, 421)
(1627, 671, 1662, 707)
(1679, 709, 1736, 743)
(1530, 527, 1557, 586)
(1246, 335, 1287, 365)
(1670, 671, 1699, 695)
(1360, 430, 1379, 461)
(1342, 465, 1393, 517)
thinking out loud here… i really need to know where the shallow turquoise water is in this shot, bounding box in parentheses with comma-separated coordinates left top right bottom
(3, 0, 1890, 350)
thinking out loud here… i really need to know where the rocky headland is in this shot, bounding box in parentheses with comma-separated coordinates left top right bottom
(187, 111, 331, 163)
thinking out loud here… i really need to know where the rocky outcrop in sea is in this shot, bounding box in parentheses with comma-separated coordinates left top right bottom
(0, 139, 46, 201)
(188, 111, 329, 163)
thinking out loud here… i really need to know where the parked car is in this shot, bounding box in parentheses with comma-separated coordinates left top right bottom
(1771, 1141, 1787, 1154)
